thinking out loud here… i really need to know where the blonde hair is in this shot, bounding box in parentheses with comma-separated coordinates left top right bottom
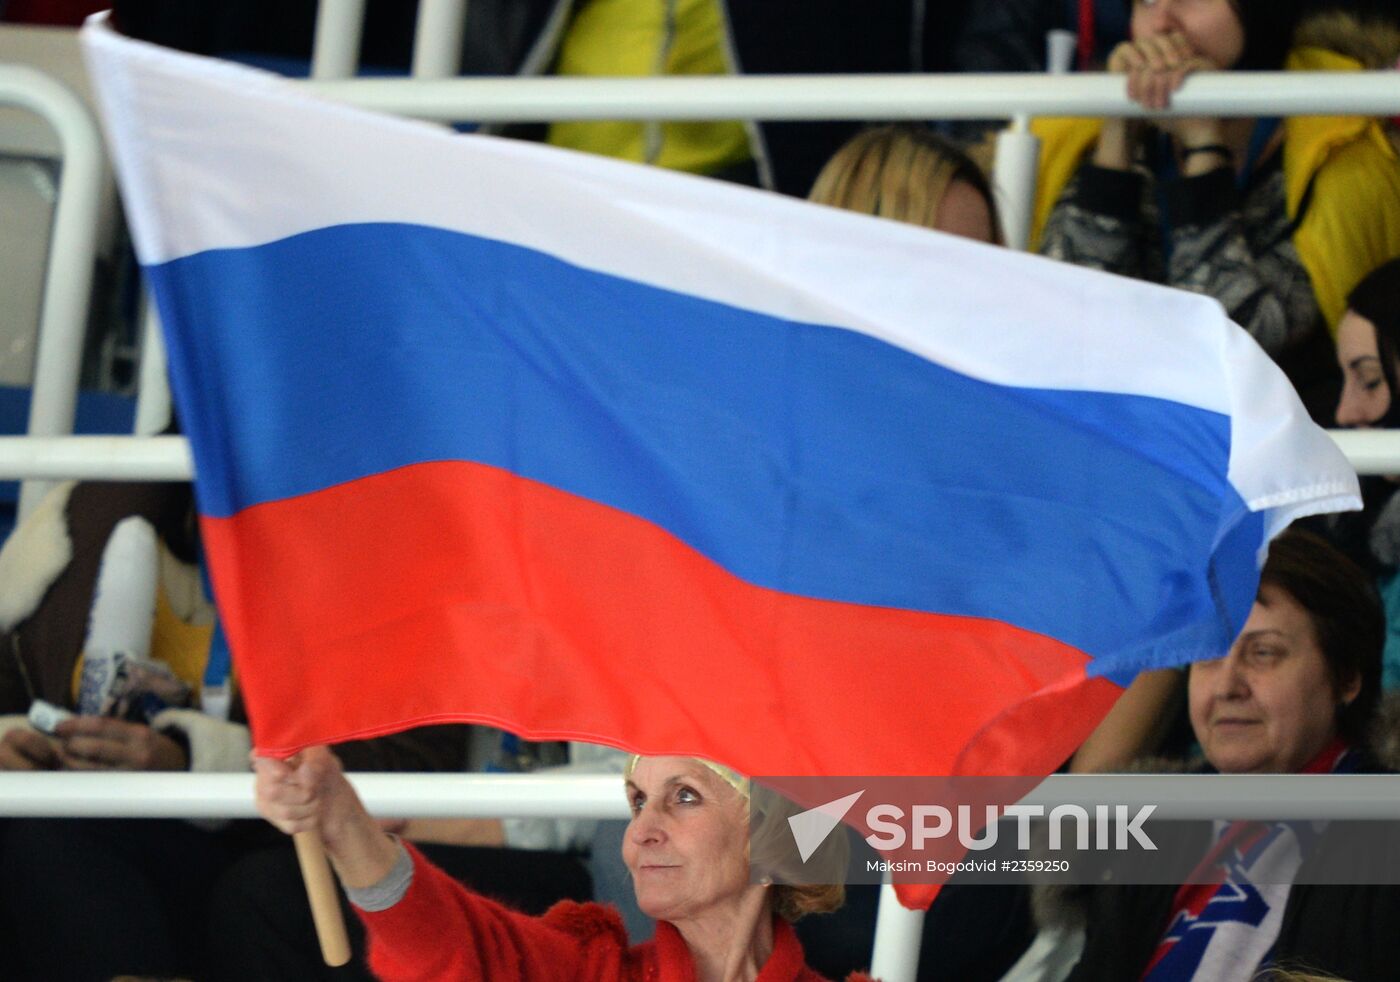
(772, 882, 846, 923)
(750, 785, 848, 921)
(625, 754, 747, 797)
(1253, 968, 1350, 982)
(808, 124, 999, 241)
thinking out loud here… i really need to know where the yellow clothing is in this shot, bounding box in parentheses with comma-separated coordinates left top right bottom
(149, 581, 216, 700)
(70, 549, 217, 704)
(1283, 46, 1400, 329)
(547, 0, 751, 175)
(1029, 47, 1400, 333)
(1028, 116, 1102, 252)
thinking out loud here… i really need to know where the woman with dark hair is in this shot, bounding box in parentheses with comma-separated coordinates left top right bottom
(1335, 257, 1400, 432)
(1330, 257, 1400, 690)
(1032, 0, 1400, 421)
(1192, 528, 1382, 765)
(1043, 527, 1399, 982)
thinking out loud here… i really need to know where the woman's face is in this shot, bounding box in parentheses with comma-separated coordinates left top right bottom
(623, 756, 752, 923)
(1189, 584, 1359, 774)
(1131, 0, 1245, 69)
(1335, 310, 1391, 427)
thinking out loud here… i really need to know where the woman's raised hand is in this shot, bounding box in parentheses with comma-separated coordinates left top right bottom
(1104, 30, 1228, 158)
(1108, 31, 1216, 112)
(255, 746, 362, 844)
(254, 746, 401, 888)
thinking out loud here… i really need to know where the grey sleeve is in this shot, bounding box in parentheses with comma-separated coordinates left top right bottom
(345, 838, 414, 913)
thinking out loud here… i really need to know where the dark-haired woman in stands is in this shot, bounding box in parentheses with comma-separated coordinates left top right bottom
(1051, 528, 1400, 982)
(1330, 257, 1400, 691)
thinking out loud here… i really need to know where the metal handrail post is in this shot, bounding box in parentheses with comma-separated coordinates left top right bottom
(992, 114, 1039, 250)
(871, 883, 927, 982)
(132, 292, 171, 436)
(311, 0, 367, 80)
(412, 0, 467, 79)
(0, 66, 104, 519)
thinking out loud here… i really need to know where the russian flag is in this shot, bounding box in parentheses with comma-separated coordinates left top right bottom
(83, 18, 1356, 792)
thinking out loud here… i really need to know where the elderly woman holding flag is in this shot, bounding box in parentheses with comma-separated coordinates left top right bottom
(255, 750, 868, 982)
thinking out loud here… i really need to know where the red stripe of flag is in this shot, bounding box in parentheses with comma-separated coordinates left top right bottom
(204, 459, 1121, 778)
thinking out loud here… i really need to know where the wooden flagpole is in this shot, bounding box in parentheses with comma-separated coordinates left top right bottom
(294, 830, 352, 966)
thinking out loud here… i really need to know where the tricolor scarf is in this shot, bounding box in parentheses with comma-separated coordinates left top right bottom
(1140, 739, 1351, 981)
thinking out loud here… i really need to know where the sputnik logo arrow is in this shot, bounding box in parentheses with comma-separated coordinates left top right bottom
(787, 790, 864, 862)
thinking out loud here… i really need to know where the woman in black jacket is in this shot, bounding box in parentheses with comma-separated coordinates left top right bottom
(1058, 528, 1399, 982)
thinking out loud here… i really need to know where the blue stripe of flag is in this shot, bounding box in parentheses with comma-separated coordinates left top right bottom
(150, 222, 1256, 673)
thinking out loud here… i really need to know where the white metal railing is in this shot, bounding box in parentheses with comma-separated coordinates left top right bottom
(301, 70, 1400, 122)
(0, 435, 190, 480)
(298, 68, 1400, 253)
(0, 65, 104, 519)
(0, 772, 627, 819)
(1322, 429, 1400, 475)
(0, 431, 1395, 481)
(3, 772, 1396, 821)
